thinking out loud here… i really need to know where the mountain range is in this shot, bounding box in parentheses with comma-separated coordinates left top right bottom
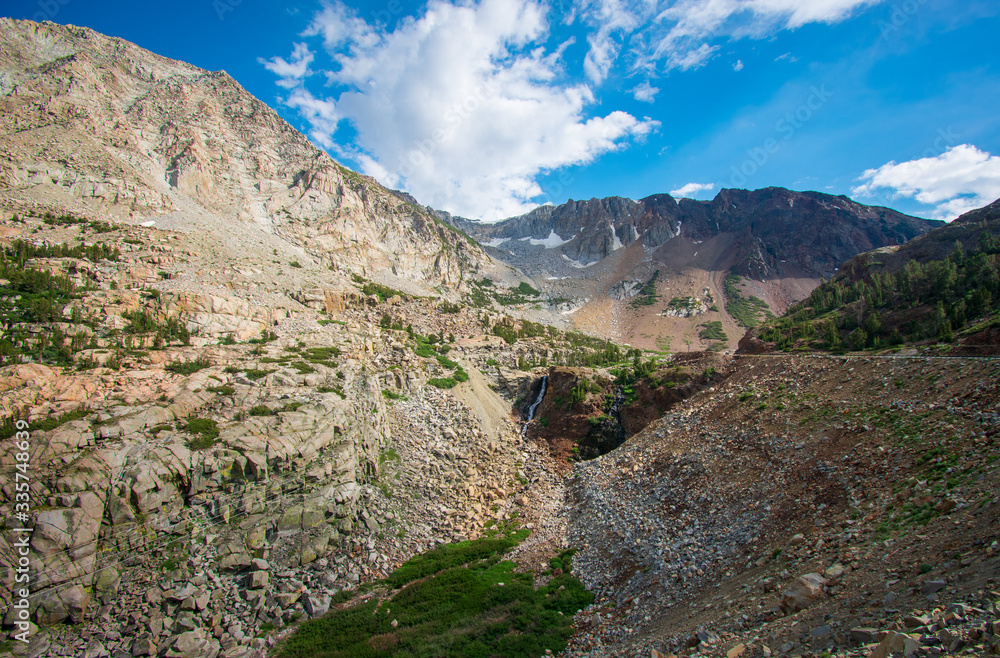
(0, 18, 998, 658)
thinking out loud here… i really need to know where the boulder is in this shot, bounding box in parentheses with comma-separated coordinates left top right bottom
(780, 573, 826, 613)
(163, 629, 221, 658)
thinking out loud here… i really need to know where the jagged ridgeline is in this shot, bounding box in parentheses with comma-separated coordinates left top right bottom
(749, 199, 1000, 353)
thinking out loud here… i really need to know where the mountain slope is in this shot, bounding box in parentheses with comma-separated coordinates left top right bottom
(0, 18, 492, 287)
(445, 187, 941, 350)
(742, 198, 1000, 354)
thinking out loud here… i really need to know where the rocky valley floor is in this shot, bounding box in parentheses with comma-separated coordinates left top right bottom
(561, 354, 1000, 658)
(0, 214, 998, 658)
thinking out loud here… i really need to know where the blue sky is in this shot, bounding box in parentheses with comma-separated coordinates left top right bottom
(5, 0, 1000, 221)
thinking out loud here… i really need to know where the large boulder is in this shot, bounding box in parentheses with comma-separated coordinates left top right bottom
(780, 573, 827, 613)
(162, 629, 221, 658)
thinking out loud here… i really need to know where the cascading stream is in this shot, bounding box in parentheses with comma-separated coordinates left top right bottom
(521, 375, 548, 437)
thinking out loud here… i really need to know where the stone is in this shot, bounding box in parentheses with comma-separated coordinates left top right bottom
(132, 635, 157, 657)
(83, 639, 109, 658)
(304, 595, 331, 617)
(780, 573, 826, 613)
(249, 571, 269, 589)
(277, 506, 304, 531)
(824, 563, 846, 580)
(871, 631, 921, 658)
(94, 567, 120, 593)
(164, 629, 221, 658)
(903, 614, 930, 628)
(275, 592, 301, 608)
(849, 627, 880, 645)
(302, 508, 326, 528)
(921, 580, 948, 595)
(218, 554, 253, 571)
(726, 643, 745, 658)
(300, 546, 319, 566)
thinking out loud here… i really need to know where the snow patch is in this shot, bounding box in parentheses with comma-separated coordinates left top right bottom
(519, 230, 573, 248)
(483, 237, 510, 248)
(611, 227, 624, 251)
(561, 254, 597, 268)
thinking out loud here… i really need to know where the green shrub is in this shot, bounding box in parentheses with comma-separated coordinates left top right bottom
(244, 368, 275, 381)
(165, 355, 212, 374)
(185, 417, 219, 450)
(248, 405, 273, 417)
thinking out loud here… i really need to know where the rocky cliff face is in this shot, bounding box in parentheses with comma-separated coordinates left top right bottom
(0, 18, 491, 287)
(0, 210, 552, 657)
(464, 187, 940, 279)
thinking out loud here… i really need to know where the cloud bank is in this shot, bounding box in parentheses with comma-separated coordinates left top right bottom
(262, 0, 883, 219)
(852, 144, 1000, 220)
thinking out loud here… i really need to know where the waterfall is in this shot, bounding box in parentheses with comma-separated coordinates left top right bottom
(521, 375, 548, 437)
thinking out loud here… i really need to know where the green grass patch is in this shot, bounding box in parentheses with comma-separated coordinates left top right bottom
(184, 417, 219, 450)
(244, 368, 276, 381)
(276, 527, 592, 658)
(0, 407, 91, 440)
(724, 273, 770, 328)
(630, 270, 660, 308)
(698, 320, 727, 342)
(361, 282, 408, 302)
(248, 405, 273, 417)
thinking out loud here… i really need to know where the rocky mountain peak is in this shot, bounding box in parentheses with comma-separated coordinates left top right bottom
(0, 18, 494, 288)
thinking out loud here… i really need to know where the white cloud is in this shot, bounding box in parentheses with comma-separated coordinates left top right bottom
(733, 59, 744, 71)
(284, 88, 339, 149)
(258, 43, 314, 89)
(852, 144, 1000, 220)
(576, 0, 640, 84)
(670, 182, 715, 198)
(266, 0, 658, 220)
(572, 0, 880, 75)
(665, 42, 719, 71)
(633, 80, 659, 102)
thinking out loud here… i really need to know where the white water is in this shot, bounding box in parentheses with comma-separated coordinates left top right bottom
(521, 375, 548, 437)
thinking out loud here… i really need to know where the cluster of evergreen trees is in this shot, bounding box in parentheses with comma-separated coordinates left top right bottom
(761, 231, 1000, 351)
